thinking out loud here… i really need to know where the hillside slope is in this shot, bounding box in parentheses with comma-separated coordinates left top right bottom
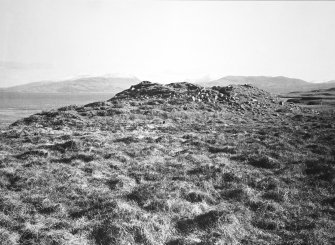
(203, 76, 335, 94)
(2, 76, 140, 93)
(0, 81, 334, 245)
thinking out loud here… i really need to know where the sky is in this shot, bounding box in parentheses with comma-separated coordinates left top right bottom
(0, 0, 335, 87)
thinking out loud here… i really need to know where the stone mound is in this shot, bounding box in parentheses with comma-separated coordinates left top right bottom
(111, 81, 285, 111)
(11, 81, 296, 129)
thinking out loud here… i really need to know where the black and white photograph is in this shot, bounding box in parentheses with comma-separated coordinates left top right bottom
(0, 0, 334, 244)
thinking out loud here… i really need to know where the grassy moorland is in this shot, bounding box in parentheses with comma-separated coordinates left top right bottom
(280, 87, 335, 112)
(0, 81, 334, 245)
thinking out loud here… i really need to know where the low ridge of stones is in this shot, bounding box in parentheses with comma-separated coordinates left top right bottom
(11, 81, 301, 129)
(111, 81, 288, 112)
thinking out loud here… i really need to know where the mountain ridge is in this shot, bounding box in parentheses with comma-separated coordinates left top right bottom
(2, 75, 335, 94)
(202, 76, 335, 93)
(1, 76, 141, 93)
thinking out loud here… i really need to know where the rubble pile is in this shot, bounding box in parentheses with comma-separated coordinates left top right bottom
(111, 81, 287, 112)
(12, 81, 295, 129)
(112, 81, 217, 102)
(112, 81, 177, 100)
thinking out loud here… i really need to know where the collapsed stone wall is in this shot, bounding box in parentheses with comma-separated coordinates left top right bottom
(110, 81, 287, 111)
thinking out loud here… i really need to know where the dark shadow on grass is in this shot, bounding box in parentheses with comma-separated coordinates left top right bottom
(176, 210, 225, 233)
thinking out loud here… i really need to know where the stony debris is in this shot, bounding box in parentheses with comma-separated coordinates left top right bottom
(111, 81, 290, 112)
(9, 81, 303, 131)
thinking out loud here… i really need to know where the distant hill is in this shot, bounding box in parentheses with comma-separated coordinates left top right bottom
(1, 76, 141, 93)
(201, 76, 335, 94)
